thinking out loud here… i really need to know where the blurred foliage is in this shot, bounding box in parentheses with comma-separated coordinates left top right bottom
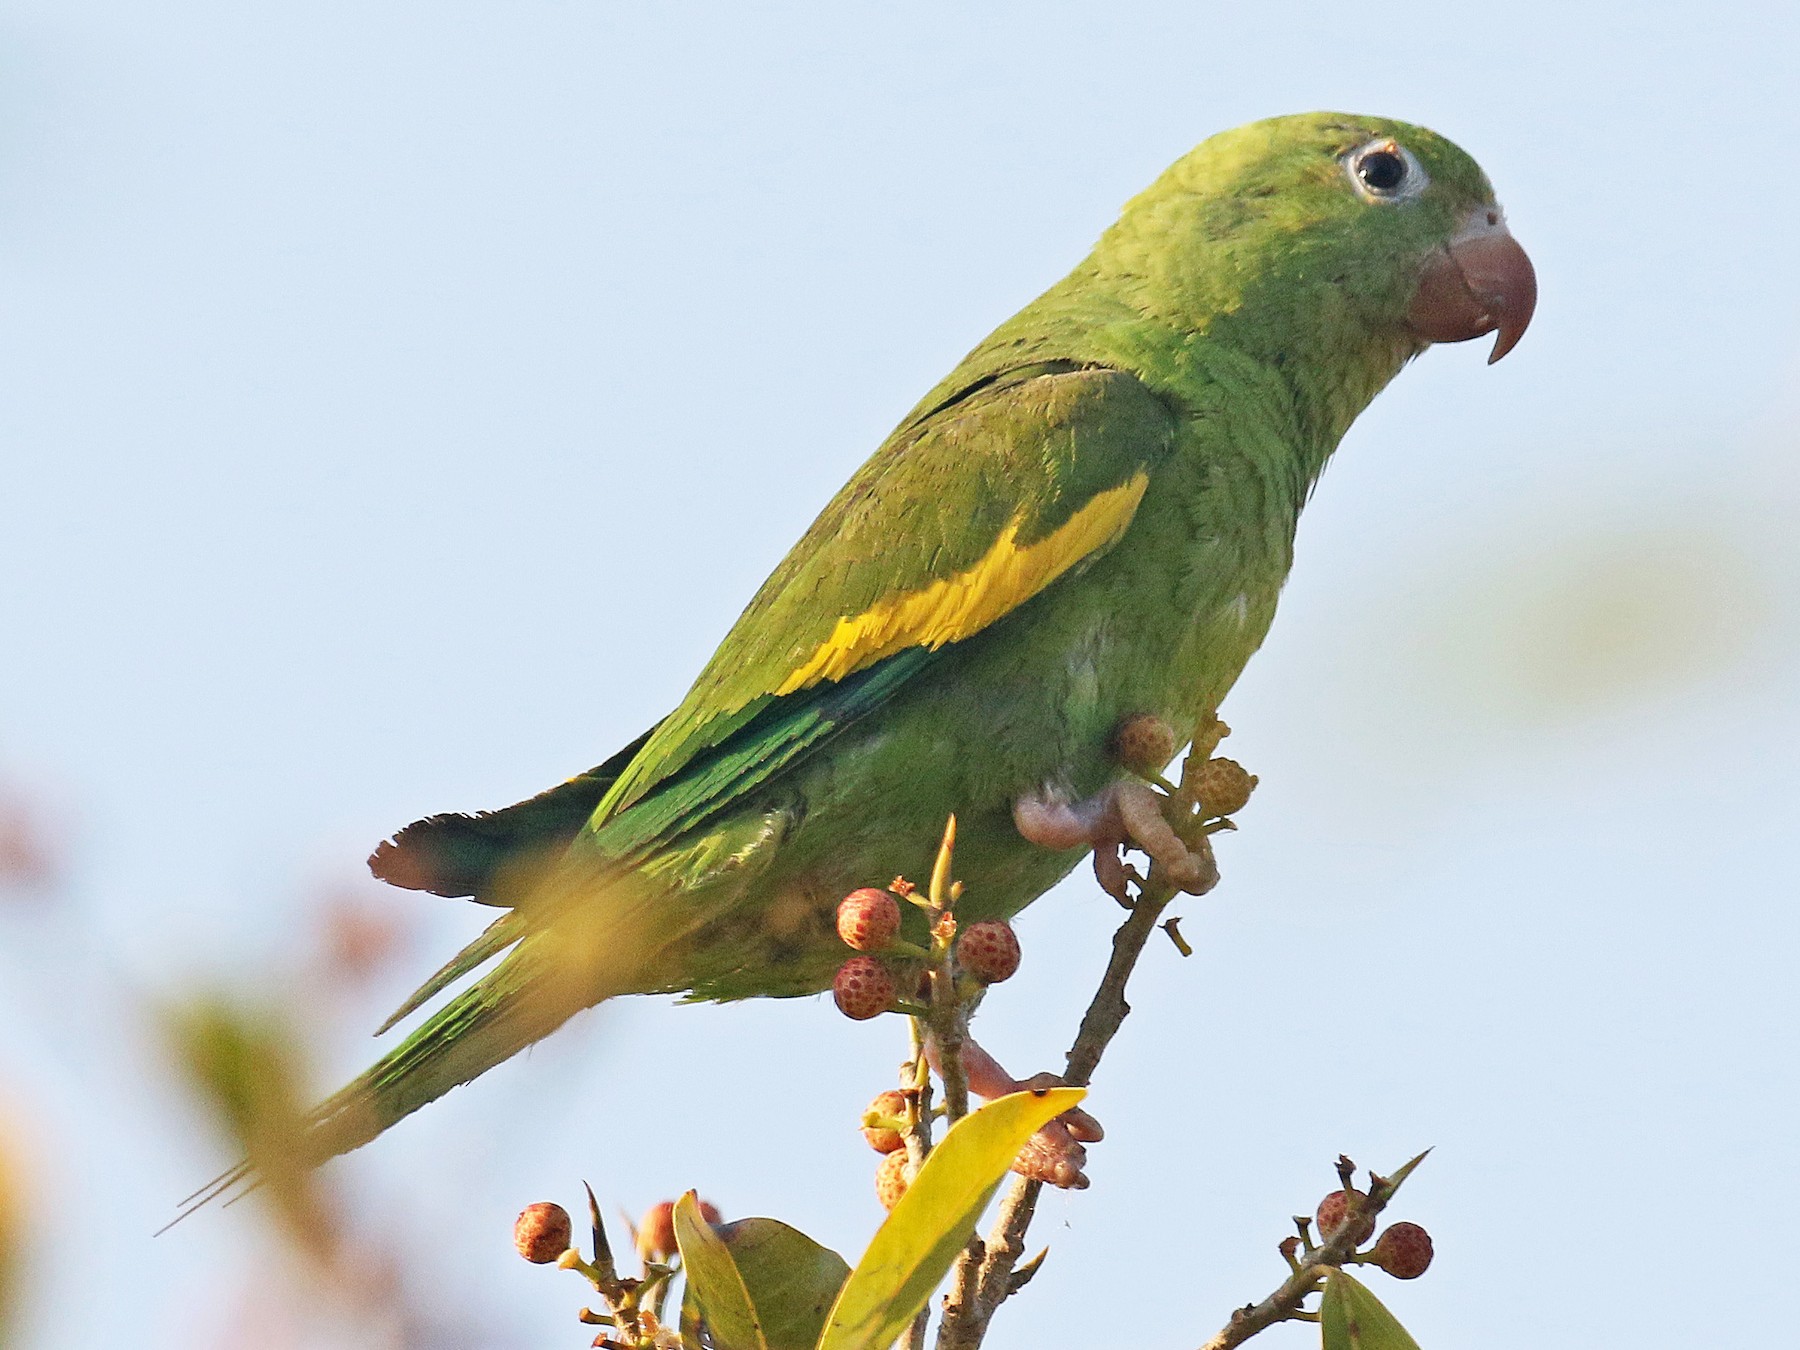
(0, 790, 62, 896)
(1427, 521, 1769, 723)
(0, 1114, 21, 1348)
(162, 997, 339, 1266)
(158, 994, 444, 1347)
(314, 890, 410, 991)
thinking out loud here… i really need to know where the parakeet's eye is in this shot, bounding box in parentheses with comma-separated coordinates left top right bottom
(1345, 139, 1428, 202)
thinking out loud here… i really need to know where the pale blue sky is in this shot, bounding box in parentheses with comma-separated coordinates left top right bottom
(2, 2, 1798, 1347)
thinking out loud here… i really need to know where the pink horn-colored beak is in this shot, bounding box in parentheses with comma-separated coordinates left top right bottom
(1407, 208, 1537, 363)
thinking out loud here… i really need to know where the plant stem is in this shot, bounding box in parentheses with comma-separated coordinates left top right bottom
(1196, 1155, 1423, 1350)
(935, 717, 1226, 1349)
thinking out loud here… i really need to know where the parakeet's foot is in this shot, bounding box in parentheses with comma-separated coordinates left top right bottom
(1012, 779, 1217, 903)
(928, 1036, 1104, 1189)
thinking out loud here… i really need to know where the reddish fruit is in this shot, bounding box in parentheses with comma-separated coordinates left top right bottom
(1195, 757, 1258, 817)
(1370, 1222, 1434, 1279)
(1111, 713, 1179, 775)
(514, 1201, 572, 1264)
(833, 957, 896, 1020)
(836, 888, 902, 951)
(875, 1149, 911, 1210)
(862, 1089, 909, 1154)
(638, 1200, 677, 1259)
(1315, 1189, 1376, 1246)
(956, 920, 1021, 983)
(637, 1197, 722, 1260)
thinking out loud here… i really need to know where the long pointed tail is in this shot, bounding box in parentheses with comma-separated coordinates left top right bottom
(310, 940, 600, 1161)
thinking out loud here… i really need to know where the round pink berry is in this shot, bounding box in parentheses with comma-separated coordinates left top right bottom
(513, 1202, 572, 1264)
(863, 1089, 909, 1154)
(833, 956, 896, 1020)
(836, 888, 902, 952)
(1371, 1221, 1434, 1279)
(1315, 1189, 1376, 1246)
(875, 1149, 911, 1210)
(956, 920, 1021, 983)
(637, 1200, 677, 1260)
(637, 1197, 723, 1261)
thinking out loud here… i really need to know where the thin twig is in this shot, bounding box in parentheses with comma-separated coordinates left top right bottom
(928, 975, 972, 1127)
(931, 827, 974, 1128)
(903, 1303, 930, 1350)
(1196, 1155, 1424, 1350)
(937, 877, 1173, 1349)
(935, 716, 1228, 1349)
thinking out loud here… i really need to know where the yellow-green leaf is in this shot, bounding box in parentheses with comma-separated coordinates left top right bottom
(0, 1118, 21, 1347)
(674, 1190, 767, 1350)
(715, 1218, 850, 1350)
(162, 996, 338, 1259)
(1383, 1149, 1432, 1194)
(817, 1087, 1084, 1350)
(1320, 1269, 1422, 1350)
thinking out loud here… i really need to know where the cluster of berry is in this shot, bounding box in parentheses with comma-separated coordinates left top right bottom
(512, 1195, 723, 1267)
(1315, 1188, 1434, 1280)
(831, 887, 1021, 1020)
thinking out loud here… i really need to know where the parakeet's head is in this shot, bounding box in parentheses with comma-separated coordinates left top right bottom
(1098, 111, 1535, 366)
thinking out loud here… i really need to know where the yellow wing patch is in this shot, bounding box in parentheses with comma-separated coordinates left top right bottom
(774, 471, 1150, 696)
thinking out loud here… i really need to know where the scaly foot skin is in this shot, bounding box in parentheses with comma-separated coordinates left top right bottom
(926, 1036, 1104, 1189)
(1013, 779, 1218, 903)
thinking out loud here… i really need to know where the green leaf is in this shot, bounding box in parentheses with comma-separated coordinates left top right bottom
(673, 1190, 767, 1350)
(1319, 1269, 1422, 1350)
(715, 1218, 851, 1350)
(680, 1279, 703, 1350)
(0, 1122, 19, 1348)
(1383, 1148, 1432, 1194)
(817, 1087, 1084, 1350)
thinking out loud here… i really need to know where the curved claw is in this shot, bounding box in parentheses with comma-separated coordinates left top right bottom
(1012, 1119, 1090, 1189)
(1093, 847, 1134, 903)
(1016, 781, 1218, 899)
(1017, 1071, 1104, 1142)
(925, 1042, 1104, 1189)
(1010, 1074, 1097, 1189)
(1111, 781, 1186, 866)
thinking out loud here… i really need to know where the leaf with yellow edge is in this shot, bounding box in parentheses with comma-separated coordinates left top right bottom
(817, 1087, 1084, 1350)
(673, 1190, 767, 1350)
(1320, 1269, 1423, 1350)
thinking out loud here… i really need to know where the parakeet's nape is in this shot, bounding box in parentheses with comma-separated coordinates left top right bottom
(241, 112, 1537, 1180)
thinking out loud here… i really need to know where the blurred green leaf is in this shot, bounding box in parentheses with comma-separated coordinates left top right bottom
(817, 1087, 1083, 1350)
(714, 1218, 849, 1350)
(1320, 1269, 1422, 1350)
(0, 1120, 20, 1347)
(164, 996, 336, 1261)
(674, 1190, 767, 1350)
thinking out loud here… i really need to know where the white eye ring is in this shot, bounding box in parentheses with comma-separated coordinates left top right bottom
(1344, 138, 1428, 203)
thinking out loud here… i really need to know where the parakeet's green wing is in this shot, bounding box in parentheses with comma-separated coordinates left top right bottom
(366, 364, 1169, 1030)
(586, 364, 1178, 853)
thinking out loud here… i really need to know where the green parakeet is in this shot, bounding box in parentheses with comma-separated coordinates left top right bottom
(276, 112, 1537, 1171)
